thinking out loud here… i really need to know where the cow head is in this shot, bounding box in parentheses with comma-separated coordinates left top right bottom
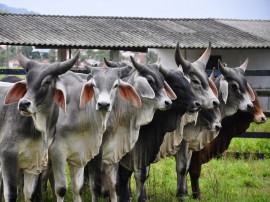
(159, 66, 201, 114)
(249, 90, 266, 124)
(4, 52, 80, 116)
(217, 59, 255, 118)
(80, 66, 141, 111)
(199, 108, 222, 132)
(175, 42, 219, 109)
(130, 56, 177, 110)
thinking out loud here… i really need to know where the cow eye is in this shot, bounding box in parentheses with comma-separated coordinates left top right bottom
(43, 80, 51, 86)
(192, 79, 200, 85)
(230, 83, 238, 90)
(114, 84, 118, 88)
(147, 76, 155, 84)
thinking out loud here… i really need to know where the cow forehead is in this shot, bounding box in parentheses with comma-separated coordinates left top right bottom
(140, 64, 164, 86)
(188, 67, 208, 89)
(200, 108, 221, 121)
(25, 64, 54, 88)
(225, 68, 247, 92)
(166, 70, 189, 88)
(92, 68, 119, 87)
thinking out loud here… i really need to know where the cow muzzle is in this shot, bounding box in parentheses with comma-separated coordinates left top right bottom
(18, 99, 33, 116)
(97, 101, 111, 111)
(187, 101, 202, 114)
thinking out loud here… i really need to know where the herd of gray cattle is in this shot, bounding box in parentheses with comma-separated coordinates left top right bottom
(0, 42, 266, 202)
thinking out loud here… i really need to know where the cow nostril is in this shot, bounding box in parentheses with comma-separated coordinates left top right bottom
(194, 101, 202, 108)
(19, 100, 31, 110)
(98, 102, 110, 110)
(164, 100, 172, 107)
(213, 100, 220, 108)
(247, 104, 254, 111)
(261, 116, 267, 122)
(215, 125, 222, 131)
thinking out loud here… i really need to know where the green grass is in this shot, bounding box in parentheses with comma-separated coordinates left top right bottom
(136, 157, 270, 202)
(18, 156, 268, 202)
(228, 119, 270, 153)
(15, 119, 270, 201)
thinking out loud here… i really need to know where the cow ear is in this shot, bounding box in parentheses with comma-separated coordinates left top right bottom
(208, 78, 218, 98)
(4, 81, 27, 105)
(164, 81, 177, 100)
(54, 80, 67, 113)
(219, 78, 228, 104)
(119, 79, 142, 108)
(247, 83, 255, 102)
(135, 77, 155, 99)
(80, 80, 94, 109)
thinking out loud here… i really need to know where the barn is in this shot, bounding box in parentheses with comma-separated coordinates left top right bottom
(0, 13, 270, 110)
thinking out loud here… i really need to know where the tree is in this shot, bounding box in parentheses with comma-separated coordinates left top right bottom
(31, 51, 41, 59)
(0, 49, 6, 66)
(146, 50, 158, 64)
(48, 49, 56, 62)
(41, 52, 49, 59)
(20, 46, 33, 58)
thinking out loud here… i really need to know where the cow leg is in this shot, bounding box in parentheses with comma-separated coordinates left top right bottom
(23, 172, 40, 202)
(134, 166, 150, 202)
(189, 156, 202, 199)
(38, 164, 55, 201)
(0, 162, 3, 202)
(87, 157, 102, 202)
(69, 166, 84, 202)
(103, 163, 118, 202)
(175, 140, 192, 199)
(1, 151, 18, 202)
(118, 164, 133, 202)
(50, 152, 67, 202)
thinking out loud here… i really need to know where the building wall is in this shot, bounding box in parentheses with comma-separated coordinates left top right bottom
(151, 48, 270, 111)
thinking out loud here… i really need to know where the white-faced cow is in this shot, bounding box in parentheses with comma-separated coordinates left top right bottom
(48, 66, 141, 202)
(0, 52, 79, 202)
(86, 57, 177, 202)
(117, 42, 220, 202)
(189, 90, 266, 199)
(174, 59, 257, 199)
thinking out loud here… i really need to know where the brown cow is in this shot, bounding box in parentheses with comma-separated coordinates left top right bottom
(189, 91, 266, 199)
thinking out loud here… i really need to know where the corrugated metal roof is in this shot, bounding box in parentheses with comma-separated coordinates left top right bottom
(0, 14, 270, 50)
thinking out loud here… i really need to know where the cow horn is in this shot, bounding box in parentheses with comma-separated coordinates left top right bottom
(218, 59, 230, 77)
(174, 42, 190, 71)
(197, 42, 211, 67)
(130, 56, 145, 72)
(210, 67, 216, 81)
(159, 65, 169, 76)
(104, 57, 117, 68)
(155, 57, 161, 65)
(18, 53, 34, 72)
(239, 58, 248, 72)
(57, 51, 80, 75)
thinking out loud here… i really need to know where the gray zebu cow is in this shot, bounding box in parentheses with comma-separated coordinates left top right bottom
(49, 66, 141, 202)
(0, 52, 79, 202)
(117, 42, 220, 202)
(87, 56, 177, 202)
(174, 60, 255, 199)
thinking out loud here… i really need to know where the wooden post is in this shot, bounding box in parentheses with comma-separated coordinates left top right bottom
(57, 49, 67, 62)
(110, 50, 120, 62)
(6, 45, 9, 68)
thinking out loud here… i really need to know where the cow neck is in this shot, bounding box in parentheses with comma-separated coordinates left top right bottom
(215, 75, 238, 119)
